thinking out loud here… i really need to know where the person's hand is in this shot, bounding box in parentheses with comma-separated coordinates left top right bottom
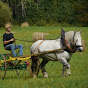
(10, 38, 15, 42)
(13, 38, 15, 42)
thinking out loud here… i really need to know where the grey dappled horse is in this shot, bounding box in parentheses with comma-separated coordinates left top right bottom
(30, 29, 83, 78)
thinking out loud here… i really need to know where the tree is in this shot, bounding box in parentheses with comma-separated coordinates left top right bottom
(72, 0, 88, 26)
(0, 1, 12, 27)
(1, 0, 88, 26)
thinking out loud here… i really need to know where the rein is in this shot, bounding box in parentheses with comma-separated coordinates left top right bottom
(15, 39, 33, 42)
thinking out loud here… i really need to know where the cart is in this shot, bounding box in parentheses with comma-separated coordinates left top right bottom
(0, 51, 31, 79)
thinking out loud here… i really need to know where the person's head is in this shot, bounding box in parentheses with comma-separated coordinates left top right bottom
(5, 26, 11, 32)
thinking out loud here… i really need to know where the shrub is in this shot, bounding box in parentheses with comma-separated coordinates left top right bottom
(0, 1, 12, 27)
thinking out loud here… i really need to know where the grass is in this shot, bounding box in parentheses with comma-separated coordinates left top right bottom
(0, 26, 88, 88)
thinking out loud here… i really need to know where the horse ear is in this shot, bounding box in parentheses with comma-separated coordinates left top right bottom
(61, 28, 65, 39)
(61, 28, 66, 46)
(61, 28, 65, 34)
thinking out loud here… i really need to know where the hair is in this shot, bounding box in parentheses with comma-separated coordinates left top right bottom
(5, 22, 12, 29)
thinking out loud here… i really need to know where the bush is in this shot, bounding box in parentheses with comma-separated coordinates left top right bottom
(36, 20, 46, 26)
(58, 22, 73, 27)
(0, 1, 12, 27)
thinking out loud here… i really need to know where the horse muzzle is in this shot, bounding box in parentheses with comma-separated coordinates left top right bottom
(77, 45, 83, 52)
(78, 48, 83, 52)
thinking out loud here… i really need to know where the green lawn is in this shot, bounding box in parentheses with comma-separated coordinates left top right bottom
(0, 26, 88, 88)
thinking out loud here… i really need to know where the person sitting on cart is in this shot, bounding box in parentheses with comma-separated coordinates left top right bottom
(3, 25, 23, 57)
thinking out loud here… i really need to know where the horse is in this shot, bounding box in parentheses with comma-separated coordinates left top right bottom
(30, 29, 83, 78)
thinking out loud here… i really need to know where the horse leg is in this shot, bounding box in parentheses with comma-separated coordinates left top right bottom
(39, 59, 49, 78)
(66, 59, 71, 76)
(31, 56, 39, 78)
(62, 58, 71, 77)
(58, 58, 71, 77)
(62, 65, 67, 77)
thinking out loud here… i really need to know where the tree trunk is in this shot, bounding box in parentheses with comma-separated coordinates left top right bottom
(21, 0, 26, 22)
(7, 0, 10, 7)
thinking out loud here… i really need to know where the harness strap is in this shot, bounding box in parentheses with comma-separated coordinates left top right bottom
(64, 39, 75, 52)
(73, 31, 76, 43)
(33, 40, 45, 54)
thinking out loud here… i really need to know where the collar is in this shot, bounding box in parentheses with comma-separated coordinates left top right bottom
(5, 32, 11, 34)
(64, 39, 76, 53)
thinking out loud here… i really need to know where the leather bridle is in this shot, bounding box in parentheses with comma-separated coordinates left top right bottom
(64, 39, 75, 53)
(63, 31, 83, 53)
(73, 31, 76, 43)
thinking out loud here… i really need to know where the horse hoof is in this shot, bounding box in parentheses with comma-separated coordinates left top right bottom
(67, 69, 71, 76)
(33, 74, 37, 78)
(67, 74, 71, 76)
(43, 72, 48, 78)
(62, 73, 71, 77)
(67, 72, 71, 76)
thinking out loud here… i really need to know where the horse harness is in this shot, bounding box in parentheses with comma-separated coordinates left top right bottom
(33, 40, 45, 54)
(63, 31, 83, 53)
(32, 31, 83, 56)
(64, 31, 77, 53)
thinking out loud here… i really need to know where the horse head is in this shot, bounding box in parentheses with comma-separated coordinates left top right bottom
(73, 31, 83, 52)
(61, 29, 83, 52)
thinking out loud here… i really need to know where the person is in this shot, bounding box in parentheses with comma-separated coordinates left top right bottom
(3, 26, 23, 57)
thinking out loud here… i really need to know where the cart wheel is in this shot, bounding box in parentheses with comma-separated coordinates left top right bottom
(15, 69, 26, 77)
(15, 69, 22, 76)
(15, 61, 31, 78)
(16, 70, 20, 76)
(0, 52, 7, 80)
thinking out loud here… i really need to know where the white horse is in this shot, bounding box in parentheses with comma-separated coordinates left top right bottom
(30, 29, 83, 78)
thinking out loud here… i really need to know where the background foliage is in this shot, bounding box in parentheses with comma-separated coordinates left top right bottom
(0, 1, 12, 26)
(0, 0, 88, 26)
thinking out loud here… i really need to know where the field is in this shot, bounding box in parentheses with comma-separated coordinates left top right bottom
(0, 26, 88, 88)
